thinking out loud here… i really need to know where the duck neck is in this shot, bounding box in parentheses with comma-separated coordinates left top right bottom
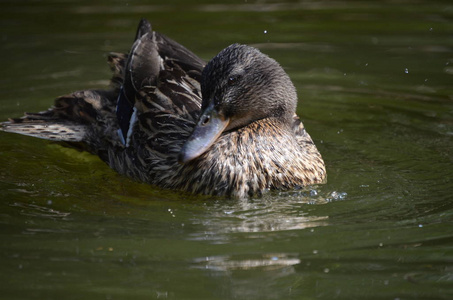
(192, 117, 324, 197)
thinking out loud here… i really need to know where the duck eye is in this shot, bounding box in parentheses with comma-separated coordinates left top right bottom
(228, 76, 240, 86)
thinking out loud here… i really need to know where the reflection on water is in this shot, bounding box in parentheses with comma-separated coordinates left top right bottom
(192, 253, 300, 271)
(188, 188, 348, 242)
(192, 253, 302, 300)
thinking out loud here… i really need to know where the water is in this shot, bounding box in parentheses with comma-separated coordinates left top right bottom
(1, 1, 452, 299)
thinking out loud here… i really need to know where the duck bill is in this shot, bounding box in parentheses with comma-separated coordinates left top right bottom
(178, 105, 230, 164)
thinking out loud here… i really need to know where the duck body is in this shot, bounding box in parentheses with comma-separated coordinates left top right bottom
(1, 19, 326, 198)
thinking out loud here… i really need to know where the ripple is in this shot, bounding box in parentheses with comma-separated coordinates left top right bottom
(10, 202, 71, 220)
(186, 188, 347, 242)
(192, 253, 300, 271)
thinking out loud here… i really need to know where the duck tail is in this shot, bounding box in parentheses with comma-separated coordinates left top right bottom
(2, 49, 127, 143)
(1, 118, 86, 142)
(0, 94, 92, 142)
(1, 88, 117, 143)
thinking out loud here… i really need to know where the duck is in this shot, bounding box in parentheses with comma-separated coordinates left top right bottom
(1, 19, 326, 198)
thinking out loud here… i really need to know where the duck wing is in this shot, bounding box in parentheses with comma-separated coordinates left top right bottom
(116, 19, 204, 149)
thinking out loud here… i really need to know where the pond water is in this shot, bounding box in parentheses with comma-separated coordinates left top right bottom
(1, 0, 452, 299)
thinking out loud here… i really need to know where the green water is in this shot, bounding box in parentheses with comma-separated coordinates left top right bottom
(1, 1, 452, 299)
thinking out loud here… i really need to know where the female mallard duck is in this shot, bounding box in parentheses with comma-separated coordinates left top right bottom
(1, 19, 326, 198)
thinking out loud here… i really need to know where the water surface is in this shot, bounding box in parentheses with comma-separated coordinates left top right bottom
(1, 1, 452, 299)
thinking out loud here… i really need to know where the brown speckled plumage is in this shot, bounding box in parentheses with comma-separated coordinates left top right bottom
(1, 19, 326, 198)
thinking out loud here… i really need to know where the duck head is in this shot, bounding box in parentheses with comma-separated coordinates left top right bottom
(179, 44, 298, 164)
